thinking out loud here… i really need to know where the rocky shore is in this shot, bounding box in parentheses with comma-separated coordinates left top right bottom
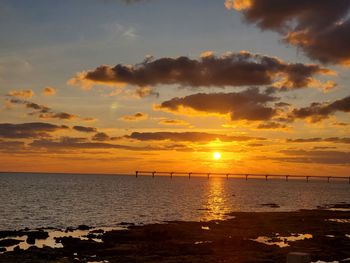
(0, 206, 350, 263)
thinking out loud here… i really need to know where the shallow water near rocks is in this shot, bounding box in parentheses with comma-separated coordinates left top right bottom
(0, 227, 122, 253)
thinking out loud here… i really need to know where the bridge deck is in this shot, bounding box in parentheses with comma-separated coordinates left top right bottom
(135, 171, 350, 183)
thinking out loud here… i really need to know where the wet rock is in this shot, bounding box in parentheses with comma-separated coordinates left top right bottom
(0, 231, 23, 239)
(90, 229, 104, 234)
(0, 239, 21, 247)
(26, 231, 49, 244)
(0, 247, 5, 253)
(77, 225, 90, 231)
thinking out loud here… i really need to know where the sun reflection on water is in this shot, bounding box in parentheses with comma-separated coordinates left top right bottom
(200, 177, 232, 221)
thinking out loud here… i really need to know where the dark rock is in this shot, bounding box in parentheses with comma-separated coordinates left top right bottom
(0, 239, 21, 247)
(13, 246, 21, 252)
(90, 229, 104, 234)
(0, 247, 5, 253)
(0, 231, 23, 239)
(77, 225, 90, 231)
(26, 231, 49, 244)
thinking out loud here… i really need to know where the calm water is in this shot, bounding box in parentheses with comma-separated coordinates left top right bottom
(0, 173, 349, 230)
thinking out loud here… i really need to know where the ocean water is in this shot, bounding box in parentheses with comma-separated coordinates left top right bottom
(0, 172, 349, 230)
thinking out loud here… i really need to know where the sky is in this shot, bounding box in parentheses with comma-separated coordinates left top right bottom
(1, 0, 350, 176)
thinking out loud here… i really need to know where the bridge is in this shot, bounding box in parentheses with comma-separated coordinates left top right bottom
(135, 171, 350, 183)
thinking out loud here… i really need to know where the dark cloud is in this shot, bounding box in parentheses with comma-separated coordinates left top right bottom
(158, 118, 190, 126)
(231, 0, 350, 64)
(28, 137, 191, 152)
(157, 87, 278, 121)
(0, 122, 68, 139)
(120, 112, 148, 121)
(69, 51, 333, 90)
(30, 137, 134, 150)
(73, 126, 97, 133)
(92, 132, 110, 141)
(8, 98, 76, 120)
(257, 122, 287, 129)
(290, 95, 350, 122)
(125, 131, 265, 142)
(287, 137, 350, 144)
(278, 149, 350, 164)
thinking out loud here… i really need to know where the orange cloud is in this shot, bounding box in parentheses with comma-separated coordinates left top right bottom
(120, 112, 148, 121)
(7, 89, 34, 99)
(42, 86, 56, 96)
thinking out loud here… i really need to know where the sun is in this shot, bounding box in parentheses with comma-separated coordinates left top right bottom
(213, 152, 221, 160)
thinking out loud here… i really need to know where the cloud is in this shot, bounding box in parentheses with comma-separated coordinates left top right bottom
(92, 132, 111, 141)
(101, 22, 138, 39)
(256, 122, 287, 129)
(135, 87, 159, 98)
(230, 0, 350, 65)
(0, 139, 25, 152)
(158, 118, 190, 126)
(7, 89, 34, 99)
(73, 125, 97, 133)
(30, 137, 135, 150)
(287, 137, 350, 144)
(125, 131, 265, 142)
(0, 122, 68, 139)
(277, 149, 350, 165)
(42, 86, 56, 96)
(290, 95, 350, 122)
(28, 137, 187, 152)
(7, 98, 83, 121)
(69, 51, 333, 90)
(120, 112, 148, 121)
(156, 87, 278, 121)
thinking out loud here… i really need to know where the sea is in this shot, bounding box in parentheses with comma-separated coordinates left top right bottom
(0, 172, 349, 231)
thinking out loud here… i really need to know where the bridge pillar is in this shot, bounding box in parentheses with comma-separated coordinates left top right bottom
(327, 177, 330, 183)
(152, 171, 155, 178)
(265, 175, 268, 181)
(207, 173, 210, 179)
(226, 174, 229, 180)
(135, 171, 138, 178)
(189, 172, 192, 179)
(286, 175, 289, 182)
(170, 172, 173, 179)
(306, 176, 309, 182)
(245, 174, 248, 181)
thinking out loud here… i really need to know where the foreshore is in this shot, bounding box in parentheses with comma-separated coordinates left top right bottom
(1, 205, 350, 263)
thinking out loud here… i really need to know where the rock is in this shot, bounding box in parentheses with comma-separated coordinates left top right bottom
(0, 239, 21, 247)
(77, 225, 90, 231)
(26, 231, 49, 244)
(287, 252, 311, 263)
(0, 230, 23, 239)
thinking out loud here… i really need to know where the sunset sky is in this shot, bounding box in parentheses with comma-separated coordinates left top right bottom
(1, 0, 350, 176)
